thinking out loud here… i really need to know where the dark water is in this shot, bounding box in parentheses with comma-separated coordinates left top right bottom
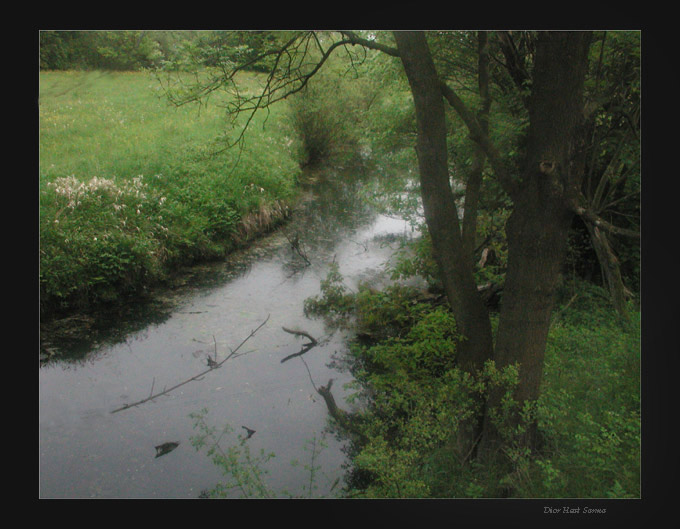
(39, 166, 416, 498)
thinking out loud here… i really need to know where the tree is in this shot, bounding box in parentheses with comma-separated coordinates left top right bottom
(39, 30, 183, 71)
(158, 30, 639, 457)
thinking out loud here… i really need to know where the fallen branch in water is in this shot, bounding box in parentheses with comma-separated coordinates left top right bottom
(285, 232, 312, 266)
(111, 315, 270, 414)
(281, 326, 317, 344)
(280, 328, 366, 442)
(316, 379, 367, 444)
(280, 326, 319, 363)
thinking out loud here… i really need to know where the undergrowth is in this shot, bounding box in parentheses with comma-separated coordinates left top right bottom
(304, 259, 640, 498)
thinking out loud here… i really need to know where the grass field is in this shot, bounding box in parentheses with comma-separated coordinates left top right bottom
(39, 70, 302, 316)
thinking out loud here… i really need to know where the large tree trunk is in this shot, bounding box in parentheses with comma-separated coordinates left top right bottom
(394, 32, 494, 375)
(481, 31, 592, 453)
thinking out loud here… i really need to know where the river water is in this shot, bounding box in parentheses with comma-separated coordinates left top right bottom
(39, 166, 416, 498)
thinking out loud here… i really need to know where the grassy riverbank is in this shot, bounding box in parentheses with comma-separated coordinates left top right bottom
(39, 70, 302, 317)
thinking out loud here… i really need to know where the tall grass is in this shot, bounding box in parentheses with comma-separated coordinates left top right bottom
(39, 70, 301, 316)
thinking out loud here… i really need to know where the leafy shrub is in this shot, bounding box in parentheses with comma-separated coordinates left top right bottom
(305, 265, 639, 498)
(531, 283, 641, 497)
(303, 262, 355, 325)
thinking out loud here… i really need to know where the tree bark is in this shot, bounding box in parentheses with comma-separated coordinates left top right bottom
(480, 31, 592, 453)
(461, 32, 491, 260)
(394, 31, 494, 375)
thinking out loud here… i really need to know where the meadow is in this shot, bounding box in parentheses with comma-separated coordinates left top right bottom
(39, 70, 302, 316)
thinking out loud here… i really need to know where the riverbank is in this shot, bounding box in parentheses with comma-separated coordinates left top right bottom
(39, 70, 302, 321)
(39, 161, 412, 498)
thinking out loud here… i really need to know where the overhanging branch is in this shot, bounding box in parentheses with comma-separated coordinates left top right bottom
(339, 31, 400, 57)
(439, 81, 517, 197)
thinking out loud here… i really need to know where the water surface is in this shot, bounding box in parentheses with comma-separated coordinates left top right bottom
(39, 167, 414, 498)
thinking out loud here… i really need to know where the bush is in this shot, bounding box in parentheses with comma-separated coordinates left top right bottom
(304, 265, 640, 498)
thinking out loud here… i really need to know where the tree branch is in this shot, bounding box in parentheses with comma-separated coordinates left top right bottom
(462, 31, 491, 259)
(339, 31, 400, 57)
(439, 81, 517, 197)
(280, 326, 319, 363)
(316, 379, 368, 443)
(571, 197, 640, 239)
(110, 315, 270, 413)
(496, 31, 531, 105)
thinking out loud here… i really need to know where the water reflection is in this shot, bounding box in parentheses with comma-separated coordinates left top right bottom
(39, 163, 414, 498)
(40, 166, 378, 365)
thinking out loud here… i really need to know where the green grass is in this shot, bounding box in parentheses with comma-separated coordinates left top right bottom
(39, 70, 302, 315)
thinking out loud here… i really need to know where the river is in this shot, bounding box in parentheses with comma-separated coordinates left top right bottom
(39, 165, 416, 498)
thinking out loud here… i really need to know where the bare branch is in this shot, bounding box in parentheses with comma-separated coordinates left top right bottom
(111, 315, 270, 413)
(281, 326, 318, 344)
(571, 197, 640, 239)
(280, 326, 319, 363)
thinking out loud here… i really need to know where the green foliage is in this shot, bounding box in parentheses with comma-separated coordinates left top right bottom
(390, 227, 440, 289)
(39, 71, 300, 315)
(533, 281, 640, 497)
(472, 206, 510, 287)
(304, 264, 639, 498)
(358, 307, 459, 379)
(40, 30, 166, 71)
(346, 353, 523, 498)
(354, 285, 432, 341)
(190, 409, 276, 499)
(342, 42, 417, 172)
(185, 31, 286, 73)
(190, 409, 339, 498)
(287, 65, 370, 167)
(303, 267, 522, 497)
(303, 262, 355, 324)
(389, 205, 510, 295)
(304, 262, 436, 340)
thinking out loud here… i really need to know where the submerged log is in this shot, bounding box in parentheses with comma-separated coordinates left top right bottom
(316, 379, 367, 444)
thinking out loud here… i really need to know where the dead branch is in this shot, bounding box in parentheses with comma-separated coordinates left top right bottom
(571, 197, 640, 239)
(280, 329, 367, 442)
(280, 326, 319, 363)
(316, 379, 368, 443)
(111, 315, 270, 414)
(285, 233, 311, 266)
(281, 326, 317, 344)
